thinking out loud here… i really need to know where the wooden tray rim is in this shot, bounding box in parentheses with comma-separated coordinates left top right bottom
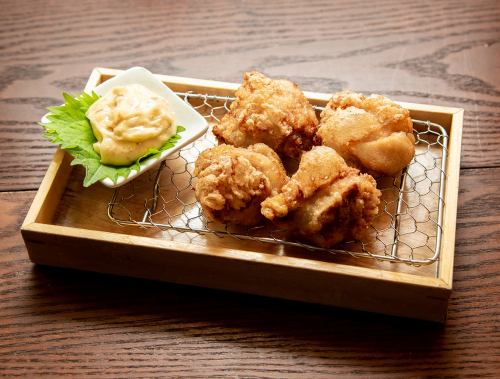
(21, 67, 464, 320)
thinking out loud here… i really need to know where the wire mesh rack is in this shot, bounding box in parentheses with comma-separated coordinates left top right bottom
(107, 91, 448, 266)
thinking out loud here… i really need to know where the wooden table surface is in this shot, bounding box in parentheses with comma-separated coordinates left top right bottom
(1, 0, 499, 377)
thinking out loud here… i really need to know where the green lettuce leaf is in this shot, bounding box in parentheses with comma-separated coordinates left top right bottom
(41, 91, 185, 187)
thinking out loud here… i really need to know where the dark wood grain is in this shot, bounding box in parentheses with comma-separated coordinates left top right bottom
(1, 0, 500, 377)
(0, 168, 499, 377)
(0, 0, 500, 190)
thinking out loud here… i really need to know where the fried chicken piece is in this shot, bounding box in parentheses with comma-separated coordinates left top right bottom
(213, 71, 318, 158)
(194, 143, 288, 226)
(316, 91, 415, 176)
(261, 146, 381, 247)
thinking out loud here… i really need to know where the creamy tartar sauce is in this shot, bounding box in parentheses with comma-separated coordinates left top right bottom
(86, 84, 176, 166)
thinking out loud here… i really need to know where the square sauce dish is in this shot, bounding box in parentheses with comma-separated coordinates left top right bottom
(42, 66, 209, 188)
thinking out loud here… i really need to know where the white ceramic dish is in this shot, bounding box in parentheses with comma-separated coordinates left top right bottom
(41, 67, 209, 188)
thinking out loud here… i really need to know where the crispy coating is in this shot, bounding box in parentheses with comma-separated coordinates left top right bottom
(317, 91, 415, 176)
(213, 71, 318, 158)
(194, 143, 288, 226)
(261, 146, 381, 247)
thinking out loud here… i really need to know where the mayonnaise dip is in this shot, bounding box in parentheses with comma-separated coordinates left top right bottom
(86, 84, 176, 166)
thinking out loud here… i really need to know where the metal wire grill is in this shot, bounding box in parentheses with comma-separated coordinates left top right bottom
(107, 92, 448, 266)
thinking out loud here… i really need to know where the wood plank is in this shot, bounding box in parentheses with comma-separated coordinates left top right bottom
(1, 0, 499, 190)
(1, 166, 499, 377)
(20, 69, 462, 289)
(1, 0, 499, 376)
(438, 109, 463, 287)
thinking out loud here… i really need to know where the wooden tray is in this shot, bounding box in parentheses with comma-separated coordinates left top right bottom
(21, 68, 463, 322)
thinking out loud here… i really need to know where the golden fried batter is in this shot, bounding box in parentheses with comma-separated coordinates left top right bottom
(213, 71, 318, 158)
(194, 143, 288, 226)
(317, 91, 415, 176)
(261, 146, 381, 247)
